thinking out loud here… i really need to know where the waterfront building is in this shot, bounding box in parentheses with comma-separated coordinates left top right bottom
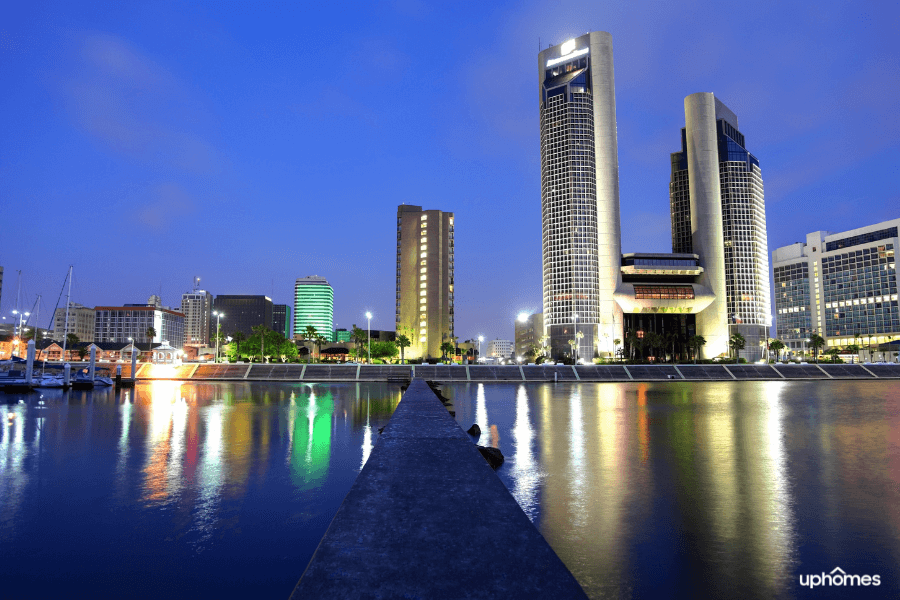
(272, 304, 290, 338)
(396, 204, 454, 359)
(94, 304, 185, 346)
(487, 339, 513, 359)
(181, 289, 212, 348)
(51, 302, 95, 342)
(514, 312, 545, 359)
(213, 295, 273, 338)
(539, 32, 622, 360)
(669, 93, 770, 360)
(294, 276, 333, 340)
(772, 219, 898, 352)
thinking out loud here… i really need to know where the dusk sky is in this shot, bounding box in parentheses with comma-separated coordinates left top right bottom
(2, 0, 898, 342)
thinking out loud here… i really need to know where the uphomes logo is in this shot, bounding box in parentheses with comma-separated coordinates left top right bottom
(799, 567, 881, 588)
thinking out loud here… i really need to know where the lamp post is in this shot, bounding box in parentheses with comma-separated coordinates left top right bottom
(213, 311, 224, 363)
(573, 313, 578, 364)
(478, 335, 484, 363)
(12, 310, 30, 357)
(366, 311, 372, 364)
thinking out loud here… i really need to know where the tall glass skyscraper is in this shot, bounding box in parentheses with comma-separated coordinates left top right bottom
(294, 276, 334, 341)
(538, 32, 622, 360)
(670, 93, 770, 360)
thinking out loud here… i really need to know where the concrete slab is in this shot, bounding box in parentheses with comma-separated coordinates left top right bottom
(290, 378, 587, 599)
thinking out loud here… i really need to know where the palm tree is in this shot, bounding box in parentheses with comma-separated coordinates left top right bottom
(303, 325, 318, 363)
(439, 341, 455, 362)
(567, 339, 577, 362)
(396, 334, 411, 364)
(351, 325, 368, 362)
(231, 330, 246, 360)
(729, 332, 746, 361)
(769, 339, 785, 363)
(664, 331, 679, 363)
(688, 334, 707, 363)
(252, 324, 269, 363)
(315, 333, 328, 361)
(624, 330, 639, 362)
(845, 343, 860, 364)
(146, 326, 156, 362)
(809, 334, 826, 363)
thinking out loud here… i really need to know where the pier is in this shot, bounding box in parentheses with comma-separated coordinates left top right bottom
(289, 378, 587, 598)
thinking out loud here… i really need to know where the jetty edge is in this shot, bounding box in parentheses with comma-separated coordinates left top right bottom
(289, 378, 588, 599)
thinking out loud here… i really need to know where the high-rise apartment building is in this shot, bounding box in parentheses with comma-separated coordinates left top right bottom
(539, 32, 622, 360)
(272, 304, 291, 338)
(94, 305, 185, 345)
(772, 219, 898, 352)
(669, 93, 770, 360)
(181, 289, 212, 348)
(51, 302, 95, 342)
(396, 205, 454, 359)
(293, 277, 333, 340)
(213, 295, 273, 338)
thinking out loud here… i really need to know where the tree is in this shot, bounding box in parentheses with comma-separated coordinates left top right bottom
(351, 325, 368, 362)
(729, 332, 746, 360)
(231, 330, 246, 359)
(370, 340, 398, 363)
(809, 334, 826, 363)
(314, 334, 328, 361)
(824, 347, 841, 363)
(845, 344, 860, 364)
(252, 324, 269, 362)
(664, 332, 679, 363)
(688, 335, 707, 363)
(66, 333, 80, 348)
(769, 339, 785, 363)
(440, 341, 455, 361)
(77, 345, 88, 360)
(302, 325, 319, 363)
(624, 330, 639, 361)
(567, 338, 577, 362)
(396, 334, 411, 364)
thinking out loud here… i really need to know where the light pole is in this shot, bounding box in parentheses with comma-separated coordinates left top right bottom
(213, 311, 224, 363)
(573, 313, 578, 364)
(366, 311, 372, 364)
(12, 310, 30, 357)
(478, 335, 484, 363)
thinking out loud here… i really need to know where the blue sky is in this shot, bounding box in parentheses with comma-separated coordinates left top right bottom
(2, 0, 898, 341)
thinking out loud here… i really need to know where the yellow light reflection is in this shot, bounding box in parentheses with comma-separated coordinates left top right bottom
(509, 384, 540, 519)
(476, 383, 489, 446)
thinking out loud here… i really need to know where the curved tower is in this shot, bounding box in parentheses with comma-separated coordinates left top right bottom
(538, 31, 622, 360)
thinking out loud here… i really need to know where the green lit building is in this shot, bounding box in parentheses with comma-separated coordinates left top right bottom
(333, 328, 352, 343)
(294, 276, 334, 341)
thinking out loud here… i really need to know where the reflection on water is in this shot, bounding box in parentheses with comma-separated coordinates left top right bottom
(0, 381, 400, 599)
(448, 380, 900, 599)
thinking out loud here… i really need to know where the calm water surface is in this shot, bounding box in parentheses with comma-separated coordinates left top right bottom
(446, 380, 900, 599)
(1, 382, 400, 599)
(3, 380, 899, 599)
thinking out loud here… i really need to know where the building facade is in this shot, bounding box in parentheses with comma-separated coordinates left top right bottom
(772, 219, 898, 352)
(51, 302, 95, 342)
(539, 32, 623, 360)
(487, 339, 513, 359)
(669, 93, 770, 360)
(213, 295, 273, 338)
(94, 305, 185, 346)
(272, 304, 291, 338)
(396, 205, 454, 359)
(181, 290, 212, 348)
(293, 276, 333, 340)
(514, 312, 545, 359)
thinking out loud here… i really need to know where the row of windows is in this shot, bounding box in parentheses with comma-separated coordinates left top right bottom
(825, 228, 897, 252)
(633, 285, 695, 300)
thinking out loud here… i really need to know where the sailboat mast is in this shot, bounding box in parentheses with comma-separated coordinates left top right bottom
(61, 266, 73, 360)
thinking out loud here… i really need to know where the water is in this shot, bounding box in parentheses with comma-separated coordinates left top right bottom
(0, 382, 400, 599)
(3, 380, 898, 599)
(446, 380, 900, 599)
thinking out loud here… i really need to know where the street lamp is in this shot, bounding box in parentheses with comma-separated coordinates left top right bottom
(478, 335, 484, 363)
(213, 311, 224, 363)
(365, 311, 372, 364)
(573, 313, 578, 364)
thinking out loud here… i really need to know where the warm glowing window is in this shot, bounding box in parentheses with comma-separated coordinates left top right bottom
(420, 275, 427, 280)
(420, 252, 427, 258)
(420, 291, 426, 296)
(633, 285, 695, 300)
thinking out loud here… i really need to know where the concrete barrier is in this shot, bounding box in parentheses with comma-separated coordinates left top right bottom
(290, 378, 587, 599)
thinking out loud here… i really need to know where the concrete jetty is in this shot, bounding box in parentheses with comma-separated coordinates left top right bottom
(289, 378, 588, 599)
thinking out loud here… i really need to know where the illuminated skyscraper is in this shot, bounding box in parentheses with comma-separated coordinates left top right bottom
(396, 205, 454, 359)
(670, 93, 770, 359)
(294, 276, 333, 340)
(539, 32, 622, 359)
(181, 286, 212, 348)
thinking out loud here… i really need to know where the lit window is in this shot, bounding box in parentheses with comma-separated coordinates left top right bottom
(420, 336, 427, 342)
(420, 291, 426, 296)
(420, 321, 426, 326)
(420, 252, 427, 258)
(420, 275, 427, 281)
(421, 215, 427, 220)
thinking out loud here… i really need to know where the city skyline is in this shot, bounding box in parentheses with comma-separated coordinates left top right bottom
(2, 1, 898, 343)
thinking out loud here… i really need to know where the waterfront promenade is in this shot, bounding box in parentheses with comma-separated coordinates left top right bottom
(108, 362, 900, 382)
(290, 378, 588, 599)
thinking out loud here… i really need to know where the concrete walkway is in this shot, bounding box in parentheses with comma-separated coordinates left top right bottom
(290, 378, 587, 599)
